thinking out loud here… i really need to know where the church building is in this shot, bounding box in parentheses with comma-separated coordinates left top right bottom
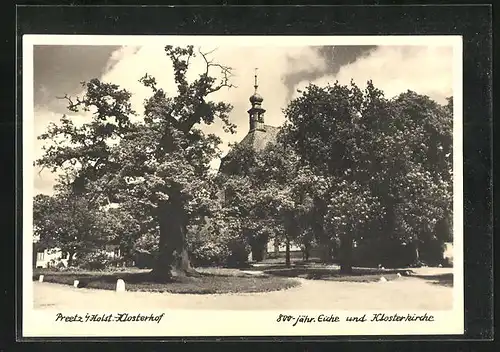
(219, 71, 280, 174)
(218, 71, 302, 261)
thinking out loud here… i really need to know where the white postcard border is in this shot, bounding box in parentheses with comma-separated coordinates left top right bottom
(21, 35, 464, 337)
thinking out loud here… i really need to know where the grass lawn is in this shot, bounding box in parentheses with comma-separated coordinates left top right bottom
(33, 268, 300, 294)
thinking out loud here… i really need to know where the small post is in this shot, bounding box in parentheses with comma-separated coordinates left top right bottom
(38, 275, 44, 282)
(116, 279, 126, 292)
(73, 280, 79, 288)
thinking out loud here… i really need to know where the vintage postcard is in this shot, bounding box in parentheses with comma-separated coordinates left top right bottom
(22, 35, 463, 337)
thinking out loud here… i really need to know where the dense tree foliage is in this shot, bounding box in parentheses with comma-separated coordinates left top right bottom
(33, 191, 108, 267)
(282, 80, 453, 271)
(217, 139, 318, 266)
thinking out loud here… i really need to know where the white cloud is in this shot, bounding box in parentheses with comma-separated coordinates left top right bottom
(104, 46, 141, 72)
(292, 46, 453, 104)
(100, 45, 325, 150)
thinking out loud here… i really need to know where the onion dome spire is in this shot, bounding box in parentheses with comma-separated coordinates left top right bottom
(247, 68, 266, 132)
(249, 68, 264, 104)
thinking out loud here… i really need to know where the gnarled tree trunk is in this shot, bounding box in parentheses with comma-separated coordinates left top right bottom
(151, 196, 198, 281)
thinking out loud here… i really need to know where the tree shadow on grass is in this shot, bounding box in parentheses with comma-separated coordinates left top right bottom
(262, 267, 409, 282)
(245, 261, 328, 272)
(411, 273, 453, 287)
(33, 270, 299, 293)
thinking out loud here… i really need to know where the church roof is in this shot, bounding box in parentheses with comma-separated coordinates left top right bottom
(219, 124, 280, 174)
(239, 125, 280, 152)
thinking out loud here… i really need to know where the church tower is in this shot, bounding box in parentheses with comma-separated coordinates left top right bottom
(219, 68, 279, 175)
(248, 68, 266, 132)
(217, 69, 286, 263)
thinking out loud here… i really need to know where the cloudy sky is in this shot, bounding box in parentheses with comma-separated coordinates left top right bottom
(32, 43, 454, 195)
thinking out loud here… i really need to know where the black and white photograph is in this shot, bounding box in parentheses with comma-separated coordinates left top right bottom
(23, 35, 463, 337)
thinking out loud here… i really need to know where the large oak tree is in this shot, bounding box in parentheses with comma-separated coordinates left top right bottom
(36, 46, 237, 280)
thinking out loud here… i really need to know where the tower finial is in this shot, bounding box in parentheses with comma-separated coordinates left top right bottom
(254, 68, 258, 93)
(249, 68, 263, 105)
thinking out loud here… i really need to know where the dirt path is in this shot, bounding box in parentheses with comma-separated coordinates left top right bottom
(33, 270, 453, 311)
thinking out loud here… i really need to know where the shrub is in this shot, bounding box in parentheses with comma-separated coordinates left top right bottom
(187, 233, 231, 267)
(186, 223, 250, 267)
(73, 251, 111, 270)
(134, 251, 155, 269)
(107, 257, 126, 268)
(57, 266, 84, 272)
(226, 239, 250, 268)
(419, 238, 447, 266)
(46, 258, 67, 270)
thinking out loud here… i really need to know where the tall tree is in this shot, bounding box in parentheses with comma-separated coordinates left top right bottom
(386, 92, 453, 263)
(282, 80, 453, 271)
(254, 142, 316, 266)
(223, 139, 317, 267)
(36, 46, 236, 280)
(282, 81, 382, 272)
